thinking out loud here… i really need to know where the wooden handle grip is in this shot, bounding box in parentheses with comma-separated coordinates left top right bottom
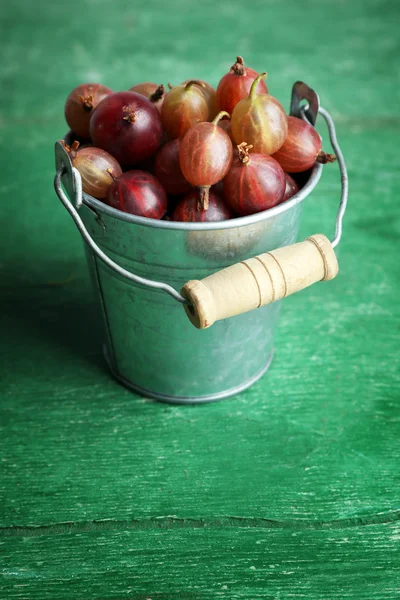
(181, 234, 339, 329)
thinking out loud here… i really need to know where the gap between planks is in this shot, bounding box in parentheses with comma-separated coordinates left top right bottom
(1, 510, 399, 538)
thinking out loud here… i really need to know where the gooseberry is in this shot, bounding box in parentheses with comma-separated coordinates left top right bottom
(64, 83, 113, 139)
(62, 140, 122, 198)
(272, 116, 336, 172)
(218, 117, 234, 143)
(282, 173, 299, 202)
(179, 111, 233, 209)
(223, 142, 285, 215)
(161, 81, 209, 139)
(231, 73, 288, 155)
(90, 91, 163, 167)
(181, 79, 218, 120)
(154, 139, 192, 195)
(106, 170, 167, 219)
(129, 82, 165, 112)
(216, 56, 268, 115)
(173, 190, 232, 222)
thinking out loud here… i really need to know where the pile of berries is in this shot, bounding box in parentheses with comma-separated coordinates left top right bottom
(61, 56, 335, 222)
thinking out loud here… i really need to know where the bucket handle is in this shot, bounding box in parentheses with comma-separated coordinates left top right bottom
(53, 167, 189, 305)
(182, 101, 349, 328)
(54, 84, 348, 328)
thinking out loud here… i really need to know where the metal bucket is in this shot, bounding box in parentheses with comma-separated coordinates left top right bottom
(54, 83, 347, 404)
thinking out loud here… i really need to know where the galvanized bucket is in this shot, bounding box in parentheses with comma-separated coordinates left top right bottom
(54, 82, 348, 403)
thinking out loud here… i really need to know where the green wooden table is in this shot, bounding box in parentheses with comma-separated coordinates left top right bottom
(1, 0, 399, 597)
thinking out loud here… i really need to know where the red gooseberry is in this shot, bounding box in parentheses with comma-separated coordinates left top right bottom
(181, 79, 218, 120)
(106, 170, 167, 219)
(129, 82, 165, 112)
(173, 190, 233, 222)
(216, 56, 268, 115)
(218, 117, 234, 143)
(223, 142, 285, 215)
(272, 116, 336, 172)
(90, 91, 163, 167)
(161, 80, 209, 139)
(282, 173, 299, 202)
(154, 139, 193, 195)
(179, 111, 233, 210)
(64, 83, 113, 139)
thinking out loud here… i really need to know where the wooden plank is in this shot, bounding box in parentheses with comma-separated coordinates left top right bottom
(1, 523, 399, 599)
(1, 124, 399, 528)
(1, 0, 400, 597)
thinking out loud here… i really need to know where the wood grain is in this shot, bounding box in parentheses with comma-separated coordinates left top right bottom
(1, 0, 400, 597)
(0, 362, 399, 527)
(1, 524, 399, 599)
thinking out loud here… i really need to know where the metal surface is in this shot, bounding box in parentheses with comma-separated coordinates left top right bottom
(290, 81, 320, 126)
(104, 345, 275, 404)
(53, 82, 348, 402)
(54, 167, 188, 305)
(317, 107, 349, 248)
(54, 156, 307, 400)
(292, 82, 348, 248)
(73, 190, 300, 400)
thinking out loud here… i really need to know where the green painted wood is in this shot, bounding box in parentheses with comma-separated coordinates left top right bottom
(1, 523, 400, 599)
(1, 0, 400, 597)
(0, 347, 399, 527)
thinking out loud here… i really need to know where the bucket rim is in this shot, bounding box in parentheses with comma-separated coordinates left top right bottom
(81, 163, 323, 231)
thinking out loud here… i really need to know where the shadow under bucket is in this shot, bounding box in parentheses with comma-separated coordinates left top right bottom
(54, 83, 347, 404)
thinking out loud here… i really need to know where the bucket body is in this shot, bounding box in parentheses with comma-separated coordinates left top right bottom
(77, 167, 321, 403)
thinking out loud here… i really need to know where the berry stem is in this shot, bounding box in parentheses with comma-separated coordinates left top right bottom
(106, 168, 117, 181)
(80, 94, 94, 112)
(316, 151, 337, 164)
(237, 142, 253, 164)
(249, 72, 268, 101)
(185, 80, 207, 91)
(212, 111, 230, 126)
(60, 139, 80, 160)
(231, 56, 245, 76)
(122, 105, 136, 123)
(198, 186, 210, 210)
(150, 84, 165, 103)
